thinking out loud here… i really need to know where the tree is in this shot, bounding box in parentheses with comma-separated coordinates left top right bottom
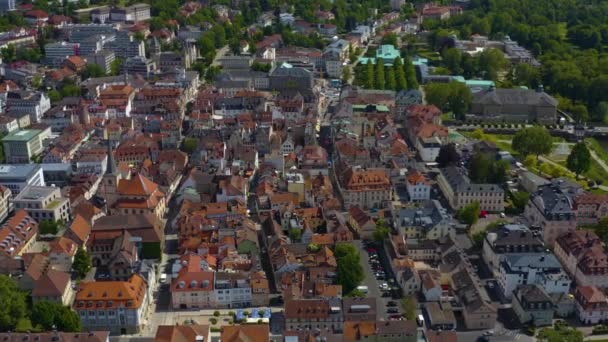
(39, 219, 60, 235)
(341, 66, 351, 84)
(442, 48, 462, 74)
(32, 301, 81, 332)
(537, 322, 583, 342)
(425, 82, 472, 119)
(181, 137, 198, 153)
(567, 142, 591, 178)
(468, 153, 509, 184)
(471, 231, 486, 251)
(335, 243, 364, 295)
(373, 218, 390, 243)
(381, 33, 398, 47)
(386, 65, 396, 91)
(436, 143, 460, 167)
(0, 275, 27, 331)
(72, 247, 92, 279)
(457, 201, 480, 226)
(375, 59, 385, 90)
(110, 58, 123, 76)
(510, 191, 530, 214)
(289, 228, 301, 242)
(592, 102, 608, 124)
(569, 104, 589, 123)
(229, 38, 241, 55)
(404, 57, 418, 89)
(512, 126, 553, 160)
(81, 63, 106, 80)
(1, 44, 16, 63)
(394, 57, 407, 91)
(48, 90, 62, 103)
(513, 63, 540, 88)
(478, 48, 507, 81)
(401, 296, 416, 320)
(61, 84, 81, 97)
(365, 61, 374, 89)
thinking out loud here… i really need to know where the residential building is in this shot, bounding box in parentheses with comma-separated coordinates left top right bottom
(269, 64, 314, 101)
(468, 86, 558, 124)
(342, 297, 377, 322)
(496, 252, 570, 300)
(343, 320, 417, 342)
(437, 166, 504, 212)
(44, 42, 80, 65)
(405, 171, 431, 201)
(75, 274, 149, 334)
(554, 231, 608, 288)
(284, 299, 343, 332)
(339, 167, 391, 210)
(425, 301, 456, 330)
(91, 214, 163, 259)
(0, 210, 38, 273)
(0, 115, 19, 135)
(575, 285, 608, 325)
(2, 129, 46, 163)
(0, 332, 109, 341)
(348, 206, 376, 239)
(221, 325, 269, 342)
(396, 200, 452, 241)
(512, 284, 554, 327)
(214, 272, 253, 308)
(87, 230, 138, 280)
(31, 269, 74, 306)
(450, 268, 497, 330)
(524, 179, 582, 246)
(109, 3, 151, 22)
(482, 223, 545, 273)
(420, 269, 442, 301)
(0, 0, 15, 12)
(574, 193, 608, 226)
(0, 185, 11, 222)
(155, 325, 210, 342)
(0, 164, 45, 195)
(13, 185, 71, 222)
(171, 254, 215, 309)
(85, 50, 116, 73)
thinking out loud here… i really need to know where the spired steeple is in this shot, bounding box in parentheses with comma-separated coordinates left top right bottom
(106, 139, 117, 176)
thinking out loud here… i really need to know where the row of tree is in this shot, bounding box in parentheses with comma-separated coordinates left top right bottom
(357, 57, 418, 91)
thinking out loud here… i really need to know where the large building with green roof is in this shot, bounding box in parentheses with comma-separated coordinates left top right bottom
(2, 129, 45, 163)
(359, 45, 403, 66)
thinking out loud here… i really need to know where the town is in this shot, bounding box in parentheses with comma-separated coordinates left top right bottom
(0, 0, 607, 341)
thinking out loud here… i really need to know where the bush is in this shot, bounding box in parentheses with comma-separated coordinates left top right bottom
(243, 311, 250, 316)
(210, 327, 221, 332)
(209, 318, 217, 325)
(257, 319, 263, 323)
(213, 311, 220, 317)
(228, 311, 235, 317)
(592, 325, 608, 335)
(258, 310, 265, 317)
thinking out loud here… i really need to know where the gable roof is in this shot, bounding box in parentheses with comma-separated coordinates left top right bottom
(32, 269, 70, 298)
(68, 215, 91, 245)
(154, 325, 210, 342)
(117, 173, 160, 196)
(220, 325, 269, 342)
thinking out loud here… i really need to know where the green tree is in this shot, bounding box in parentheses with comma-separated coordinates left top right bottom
(72, 248, 92, 279)
(394, 57, 407, 91)
(471, 231, 486, 251)
(442, 48, 462, 74)
(592, 102, 608, 124)
(436, 143, 460, 167)
(478, 48, 507, 81)
(386, 65, 396, 91)
(110, 58, 123, 76)
(289, 228, 301, 242)
(400, 296, 417, 320)
(381, 33, 398, 47)
(229, 38, 241, 55)
(0, 275, 27, 331)
(513, 63, 540, 88)
(335, 243, 364, 295)
(567, 142, 591, 178)
(81, 63, 106, 80)
(468, 153, 509, 184)
(365, 61, 374, 89)
(404, 57, 418, 89)
(48, 90, 62, 103)
(373, 218, 390, 243)
(512, 126, 553, 160)
(341, 66, 351, 84)
(32, 301, 81, 332)
(537, 322, 583, 342)
(181, 137, 198, 153)
(375, 59, 385, 90)
(510, 191, 530, 214)
(457, 201, 481, 226)
(1, 44, 16, 63)
(425, 82, 472, 119)
(39, 219, 60, 235)
(61, 84, 81, 97)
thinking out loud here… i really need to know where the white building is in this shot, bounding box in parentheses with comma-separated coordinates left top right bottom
(416, 136, 442, 162)
(214, 272, 252, 308)
(0, 164, 45, 195)
(13, 185, 71, 222)
(405, 171, 431, 201)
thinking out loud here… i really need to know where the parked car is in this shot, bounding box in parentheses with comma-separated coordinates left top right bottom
(387, 308, 399, 314)
(387, 301, 397, 307)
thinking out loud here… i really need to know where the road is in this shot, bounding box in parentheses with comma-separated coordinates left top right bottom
(354, 240, 391, 320)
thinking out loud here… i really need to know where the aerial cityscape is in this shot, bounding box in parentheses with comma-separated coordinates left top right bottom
(0, 0, 606, 341)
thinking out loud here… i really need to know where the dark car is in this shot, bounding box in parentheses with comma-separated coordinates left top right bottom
(382, 292, 392, 297)
(386, 307, 399, 314)
(387, 301, 397, 307)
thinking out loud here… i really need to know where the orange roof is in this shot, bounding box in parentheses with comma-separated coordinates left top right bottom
(49, 237, 77, 256)
(117, 173, 160, 196)
(344, 321, 376, 342)
(154, 325, 210, 342)
(69, 215, 91, 245)
(220, 325, 269, 342)
(66, 56, 86, 68)
(75, 274, 147, 309)
(32, 269, 70, 298)
(171, 254, 215, 292)
(407, 171, 429, 185)
(0, 210, 38, 257)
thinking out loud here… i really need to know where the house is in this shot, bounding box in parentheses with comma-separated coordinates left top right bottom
(437, 166, 504, 212)
(348, 206, 376, 239)
(575, 285, 608, 325)
(12, 185, 71, 222)
(554, 230, 608, 288)
(396, 200, 452, 241)
(574, 193, 608, 226)
(284, 298, 343, 332)
(221, 325, 269, 342)
(0, 185, 11, 223)
(214, 272, 253, 308)
(251, 271, 269, 306)
(87, 230, 138, 280)
(0, 209, 39, 273)
(450, 268, 497, 330)
(425, 301, 456, 330)
(343, 297, 377, 321)
(0, 332, 109, 342)
(48, 236, 78, 272)
(339, 167, 391, 210)
(74, 274, 148, 334)
(524, 179, 582, 246)
(482, 223, 545, 274)
(154, 325, 210, 342)
(6, 90, 51, 123)
(358, 45, 402, 66)
(419, 269, 442, 301)
(91, 214, 164, 259)
(512, 284, 554, 327)
(31, 269, 74, 306)
(66, 215, 92, 246)
(343, 320, 417, 342)
(395, 90, 424, 120)
(496, 252, 570, 300)
(171, 254, 215, 309)
(405, 171, 431, 201)
(109, 172, 166, 219)
(2, 129, 46, 163)
(469, 86, 558, 124)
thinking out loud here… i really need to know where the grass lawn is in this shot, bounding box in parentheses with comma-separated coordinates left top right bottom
(586, 138, 608, 164)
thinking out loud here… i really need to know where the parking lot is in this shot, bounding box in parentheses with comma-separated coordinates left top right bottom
(356, 240, 403, 321)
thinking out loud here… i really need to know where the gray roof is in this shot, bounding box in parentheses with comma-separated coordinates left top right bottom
(531, 179, 582, 218)
(440, 166, 503, 194)
(0, 164, 42, 182)
(515, 284, 552, 303)
(473, 88, 558, 107)
(485, 224, 544, 252)
(270, 64, 312, 78)
(502, 253, 562, 270)
(397, 200, 450, 228)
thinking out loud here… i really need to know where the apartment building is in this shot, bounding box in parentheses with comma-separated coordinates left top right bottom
(13, 185, 71, 222)
(574, 193, 608, 226)
(75, 274, 148, 334)
(2, 129, 46, 163)
(437, 166, 504, 212)
(0, 210, 38, 273)
(171, 254, 215, 309)
(512, 284, 554, 327)
(214, 272, 253, 309)
(284, 299, 343, 332)
(395, 200, 452, 241)
(554, 231, 608, 288)
(575, 285, 608, 325)
(0, 185, 11, 222)
(0, 164, 45, 194)
(339, 167, 391, 210)
(482, 224, 545, 274)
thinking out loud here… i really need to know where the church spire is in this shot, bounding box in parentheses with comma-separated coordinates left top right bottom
(106, 139, 117, 176)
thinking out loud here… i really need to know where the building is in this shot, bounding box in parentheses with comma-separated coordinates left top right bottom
(342, 297, 377, 322)
(13, 185, 71, 222)
(437, 166, 504, 212)
(0, 210, 38, 273)
(574, 193, 608, 226)
(155, 325, 210, 342)
(468, 86, 558, 124)
(221, 325, 269, 342)
(450, 268, 497, 330)
(575, 285, 608, 325)
(358, 45, 402, 66)
(269, 64, 314, 100)
(85, 50, 116, 73)
(6, 91, 51, 123)
(0, 0, 15, 12)
(343, 320, 417, 342)
(482, 223, 545, 273)
(214, 272, 253, 309)
(0, 332, 109, 342)
(44, 42, 80, 65)
(339, 167, 391, 210)
(425, 302, 456, 331)
(171, 254, 215, 309)
(91, 214, 163, 259)
(31, 269, 74, 306)
(284, 299, 343, 332)
(395, 200, 452, 241)
(524, 179, 582, 246)
(496, 253, 570, 300)
(0, 164, 45, 194)
(0, 185, 11, 222)
(512, 284, 554, 326)
(109, 3, 151, 22)
(405, 171, 431, 201)
(554, 231, 608, 288)
(2, 129, 46, 163)
(75, 274, 148, 334)
(87, 230, 138, 280)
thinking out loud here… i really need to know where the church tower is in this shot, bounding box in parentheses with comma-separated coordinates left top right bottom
(101, 139, 121, 213)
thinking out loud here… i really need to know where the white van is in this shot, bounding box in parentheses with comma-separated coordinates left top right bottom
(160, 273, 168, 284)
(356, 286, 369, 294)
(416, 314, 425, 327)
